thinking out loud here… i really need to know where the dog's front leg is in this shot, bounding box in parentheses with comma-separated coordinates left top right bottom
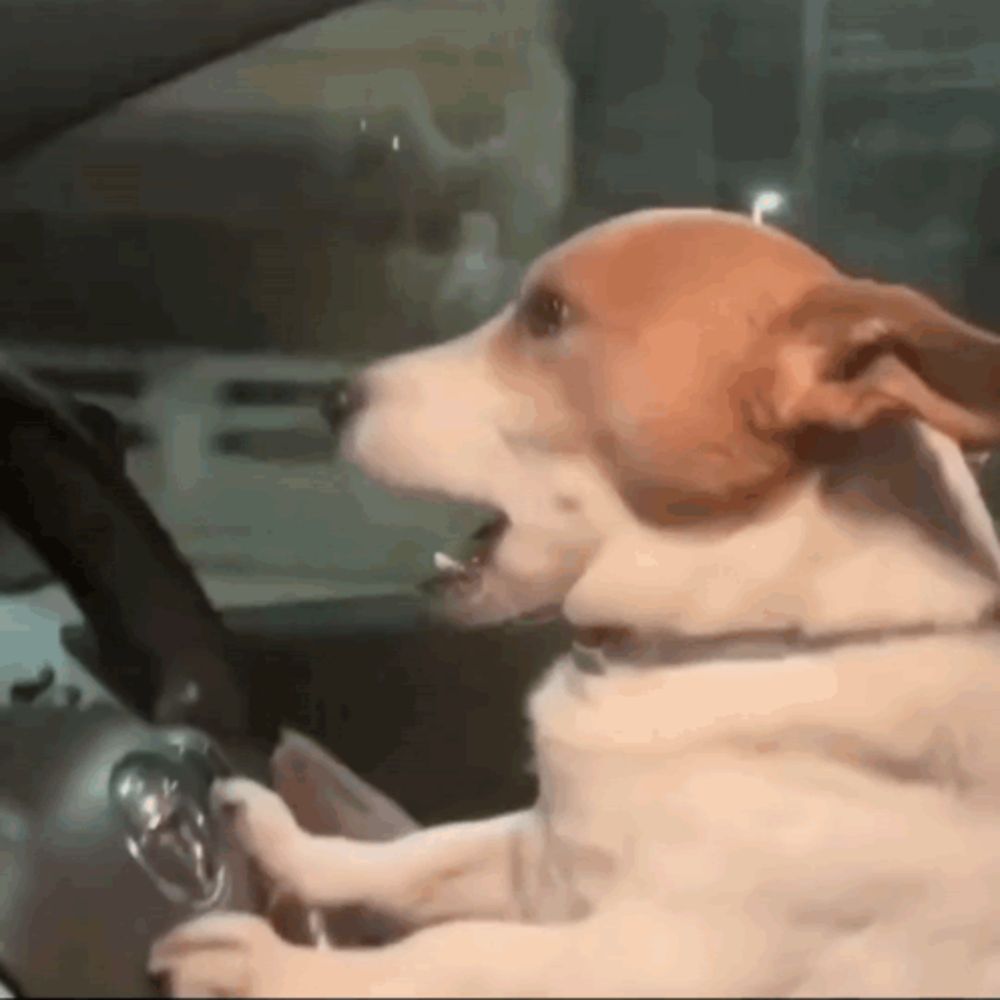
(217, 778, 542, 925)
(152, 899, 784, 999)
(152, 911, 603, 999)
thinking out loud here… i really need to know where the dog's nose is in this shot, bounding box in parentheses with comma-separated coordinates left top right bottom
(321, 377, 367, 431)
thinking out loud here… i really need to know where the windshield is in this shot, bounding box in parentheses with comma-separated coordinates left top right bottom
(1, 0, 998, 610)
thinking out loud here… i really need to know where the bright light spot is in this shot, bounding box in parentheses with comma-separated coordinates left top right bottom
(391, 134, 400, 151)
(359, 117, 367, 132)
(751, 189, 785, 225)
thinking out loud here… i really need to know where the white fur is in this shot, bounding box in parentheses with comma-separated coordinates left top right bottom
(566, 430, 1000, 636)
(153, 219, 1000, 997)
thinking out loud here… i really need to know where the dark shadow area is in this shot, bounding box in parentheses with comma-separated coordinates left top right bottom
(964, 163, 1000, 331)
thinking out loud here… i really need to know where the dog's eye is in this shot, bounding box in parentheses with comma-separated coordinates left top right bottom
(521, 289, 570, 339)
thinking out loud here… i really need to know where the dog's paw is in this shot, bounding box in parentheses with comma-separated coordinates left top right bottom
(149, 913, 299, 998)
(213, 779, 307, 889)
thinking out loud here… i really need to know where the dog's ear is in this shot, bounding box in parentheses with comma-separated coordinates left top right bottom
(762, 278, 1000, 449)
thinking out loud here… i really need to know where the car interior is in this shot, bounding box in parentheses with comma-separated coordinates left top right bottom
(1, 1, 999, 995)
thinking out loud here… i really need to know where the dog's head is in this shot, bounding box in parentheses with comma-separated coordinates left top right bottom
(332, 208, 1000, 630)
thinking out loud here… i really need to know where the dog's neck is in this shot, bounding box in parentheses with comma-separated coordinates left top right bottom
(532, 628, 1000, 774)
(568, 618, 999, 675)
(563, 423, 1000, 649)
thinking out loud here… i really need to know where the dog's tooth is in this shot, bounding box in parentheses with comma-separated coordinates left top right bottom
(434, 551, 465, 573)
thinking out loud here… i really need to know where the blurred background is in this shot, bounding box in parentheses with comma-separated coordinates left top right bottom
(1, 0, 999, 607)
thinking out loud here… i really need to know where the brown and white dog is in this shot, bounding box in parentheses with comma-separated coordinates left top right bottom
(151, 208, 1000, 997)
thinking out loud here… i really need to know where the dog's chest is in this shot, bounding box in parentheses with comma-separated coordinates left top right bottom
(520, 732, 665, 922)
(520, 664, 703, 921)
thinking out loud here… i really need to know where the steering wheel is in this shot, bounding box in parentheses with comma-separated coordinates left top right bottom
(0, 361, 295, 997)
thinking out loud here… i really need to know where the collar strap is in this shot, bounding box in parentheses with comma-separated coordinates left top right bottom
(570, 618, 1000, 675)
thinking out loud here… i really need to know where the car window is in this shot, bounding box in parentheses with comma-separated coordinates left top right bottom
(1, 0, 998, 606)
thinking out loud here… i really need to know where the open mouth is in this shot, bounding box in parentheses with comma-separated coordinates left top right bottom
(417, 505, 563, 627)
(420, 509, 510, 600)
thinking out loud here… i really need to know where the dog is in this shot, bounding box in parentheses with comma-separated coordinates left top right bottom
(151, 207, 1000, 997)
